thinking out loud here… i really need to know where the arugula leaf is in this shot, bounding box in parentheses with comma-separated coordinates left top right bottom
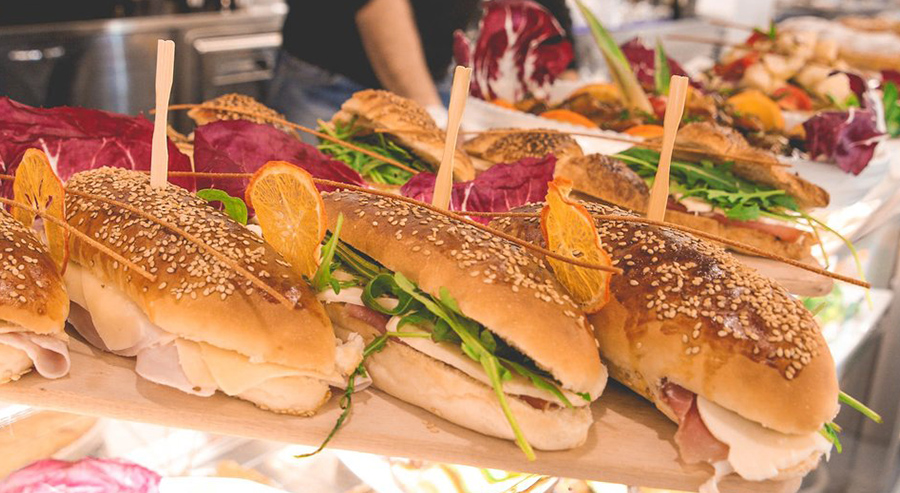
(312, 214, 344, 292)
(726, 203, 762, 221)
(883, 82, 900, 138)
(820, 422, 842, 453)
(317, 119, 430, 185)
(654, 38, 671, 96)
(362, 273, 418, 316)
(296, 330, 431, 458)
(503, 359, 575, 409)
(393, 272, 536, 460)
(576, 392, 592, 402)
(196, 188, 248, 225)
(839, 391, 883, 423)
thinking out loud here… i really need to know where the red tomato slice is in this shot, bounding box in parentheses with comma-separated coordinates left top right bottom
(772, 85, 814, 111)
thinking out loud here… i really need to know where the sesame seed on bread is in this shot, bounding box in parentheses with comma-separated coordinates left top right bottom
(330, 90, 476, 181)
(463, 129, 584, 165)
(322, 190, 607, 397)
(0, 209, 68, 336)
(188, 93, 295, 135)
(64, 167, 336, 375)
(492, 201, 838, 435)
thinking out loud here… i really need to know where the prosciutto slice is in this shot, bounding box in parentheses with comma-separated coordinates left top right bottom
(0, 333, 69, 379)
(661, 381, 729, 464)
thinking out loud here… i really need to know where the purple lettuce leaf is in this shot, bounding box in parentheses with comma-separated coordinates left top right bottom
(882, 70, 900, 87)
(0, 458, 161, 493)
(453, 0, 573, 101)
(0, 98, 194, 192)
(803, 109, 883, 175)
(193, 120, 365, 198)
(828, 70, 874, 109)
(400, 155, 556, 224)
(620, 38, 695, 92)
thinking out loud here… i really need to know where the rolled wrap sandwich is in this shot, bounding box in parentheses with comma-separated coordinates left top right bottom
(315, 190, 607, 452)
(63, 167, 363, 415)
(493, 201, 838, 488)
(0, 209, 70, 383)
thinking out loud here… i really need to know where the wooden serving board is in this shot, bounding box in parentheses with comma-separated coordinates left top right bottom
(0, 339, 800, 493)
(736, 253, 834, 297)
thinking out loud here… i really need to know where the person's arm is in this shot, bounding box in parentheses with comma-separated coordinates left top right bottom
(356, 0, 442, 108)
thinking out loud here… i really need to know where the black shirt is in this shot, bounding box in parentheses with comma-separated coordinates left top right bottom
(282, 0, 572, 88)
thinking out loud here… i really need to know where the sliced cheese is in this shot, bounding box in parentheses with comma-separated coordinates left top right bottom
(696, 396, 831, 481)
(317, 287, 365, 306)
(384, 316, 590, 407)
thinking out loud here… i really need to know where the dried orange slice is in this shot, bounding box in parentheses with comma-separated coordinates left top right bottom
(624, 124, 665, 139)
(12, 148, 69, 274)
(538, 109, 598, 129)
(490, 98, 518, 110)
(569, 83, 620, 102)
(246, 161, 326, 279)
(541, 178, 612, 313)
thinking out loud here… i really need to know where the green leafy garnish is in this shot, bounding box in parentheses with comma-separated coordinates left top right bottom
(614, 147, 798, 221)
(820, 422, 842, 453)
(297, 330, 431, 459)
(503, 358, 575, 409)
(393, 272, 536, 460)
(317, 119, 429, 185)
(839, 391, 882, 423)
(574, 0, 653, 114)
(312, 214, 344, 292)
(196, 188, 248, 225)
(654, 38, 671, 96)
(883, 82, 900, 138)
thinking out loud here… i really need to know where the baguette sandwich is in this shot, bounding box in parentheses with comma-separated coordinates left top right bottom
(63, 167, 364, 415)
(313, 190, 607, 453)
(321, 90, 475, 185)
(470, 124, 829, 261)
(463, 128, 583, 170)
(493, 201, 838, 488)
(0, 209, 70, 383)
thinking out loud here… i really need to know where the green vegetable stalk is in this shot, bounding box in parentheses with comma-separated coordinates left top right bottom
(317, 119, 429, 185)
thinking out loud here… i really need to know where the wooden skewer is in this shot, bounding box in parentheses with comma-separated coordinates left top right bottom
(458, 210, 871, 289)
(433, 66, 471, 209)
(705, 17, 759, 32)
(162, 104, 421, 175)
(0, 197, 156, 282)
(150, 40, 175, 189)
(647, 76, 690, 222)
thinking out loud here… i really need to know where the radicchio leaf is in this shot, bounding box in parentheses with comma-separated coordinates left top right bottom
(0, 458, 161, 493)
(453, 0, 573, 101)
(882, 70, 900, 87)
(400, 155, 556, 224)
(193, 119, 365, 198)
(803, 109, 883, 175)
(828, 70, 871, 109)
(0, 97, 194, 192)
(620, 38, 695, 93)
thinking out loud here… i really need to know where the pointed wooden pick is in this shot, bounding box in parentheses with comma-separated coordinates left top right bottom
(432, 66, 471, 210)
(150, 39, 175, 189)
(646, 75, 690, 222)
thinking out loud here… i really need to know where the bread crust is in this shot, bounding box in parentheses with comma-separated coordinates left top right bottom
(331, 90, 475, 181)
(0, 209, 68, 335)
(555, 153, 815, 261)
(65, 168, 336, 375)
(365, 338, 594, 450)
(188, 93, 295, 134)
(322, 190, 606, 396)
(463, 129, 584, 165)
(669, 122, 829, 209)
(492, 202, 838, 435)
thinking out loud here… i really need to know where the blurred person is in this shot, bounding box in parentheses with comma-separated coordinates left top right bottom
(269, 0, 572, 140)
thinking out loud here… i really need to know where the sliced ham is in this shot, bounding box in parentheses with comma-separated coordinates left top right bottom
(346, 304, 390, 333)
(134, 341, 216, 397)
(667, 200, 806, 244)
(0, 332, 70, 379)
(660, 381, 729, 465)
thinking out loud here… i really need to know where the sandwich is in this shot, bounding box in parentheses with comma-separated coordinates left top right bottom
(187, 93, 296, 135)
(492, 200, 839, 488)
(471, 124, 829, 261)
(313, 190, 607, 453)
(63, 167, 363, 415)
(463, 128, 583, 170)
(320, 90, 476, 185)
(0, 209, 70, 384)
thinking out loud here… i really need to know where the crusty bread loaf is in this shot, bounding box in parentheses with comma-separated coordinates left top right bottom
(463, 129, 584, 165)
(64, 167, 336, 375)
(0, 344, 32, 384)
(0, 209, 68, 336)
(668, 122, 829, 209)
(188, 93, 296, 135)
(492, 202, 838, 435)
(555, 153, 815, 261)
(322, 190, 607, 397)
(331, 90, 476, 181)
